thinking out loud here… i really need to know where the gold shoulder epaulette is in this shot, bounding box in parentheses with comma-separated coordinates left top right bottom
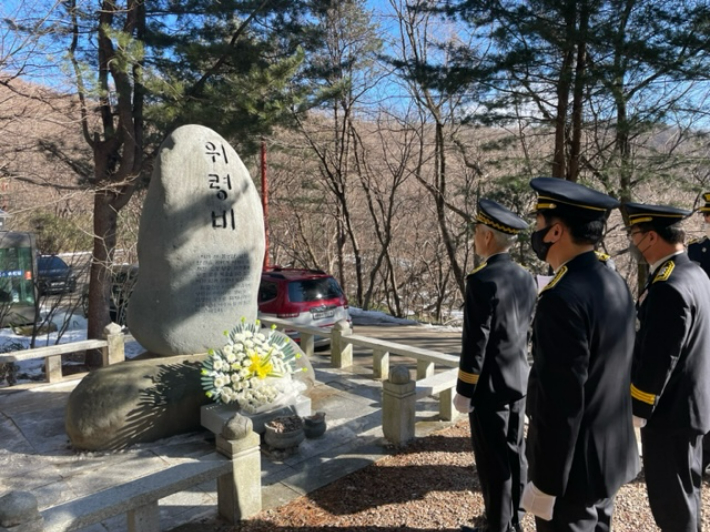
(652, 260, 675, 283)
(688, 237, 700, 245)
(469, 262, 487, 275)
(540, 265, 568, 294)
(595, 251, 610, 262)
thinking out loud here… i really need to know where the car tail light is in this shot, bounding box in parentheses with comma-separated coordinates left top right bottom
(277, 312, 299, 318)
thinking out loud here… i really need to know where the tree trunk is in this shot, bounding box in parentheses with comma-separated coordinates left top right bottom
(553, 2, 578, 179)
(385, 253, 403, 317)
(433, 122, 466, 297)
(569, 2, 589, 183)
(86, 190, 117, 366)
(553, 48, 574, 179)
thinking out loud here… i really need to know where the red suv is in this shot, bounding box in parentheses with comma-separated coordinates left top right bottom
(257, 267, 352, 346)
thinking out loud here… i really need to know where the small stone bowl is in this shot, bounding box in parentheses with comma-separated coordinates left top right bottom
(303, 411, 327, 439)
(264, 415, 305, 449)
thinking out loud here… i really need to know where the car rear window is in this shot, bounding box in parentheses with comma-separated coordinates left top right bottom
(258, 281, 279, 302)
(287, 277, 343, 303)
(39, 256, 67, 270)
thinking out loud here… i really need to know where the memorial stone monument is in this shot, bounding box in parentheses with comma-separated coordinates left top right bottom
(127, 124, 265, 356)
(67, 125, 278, 450)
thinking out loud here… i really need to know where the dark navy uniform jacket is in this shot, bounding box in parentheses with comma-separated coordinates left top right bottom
(527, 251, 639, 503)
(688, 237, 710, 278)
(632, 252, 710, 434)
(457, 253, 537, 407)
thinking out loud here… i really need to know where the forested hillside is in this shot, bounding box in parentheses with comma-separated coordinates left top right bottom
(1, 0, 709, 326)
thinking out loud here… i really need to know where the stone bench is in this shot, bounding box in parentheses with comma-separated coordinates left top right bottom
(0, 415, 262, 532)
(414, 367, 459, 421)
(42, 456, 233, 532)
(0, 324, 127, 384)
(382, 366, 460, 446)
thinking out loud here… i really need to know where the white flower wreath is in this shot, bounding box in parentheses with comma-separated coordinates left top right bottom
(201, 318, 304, 413)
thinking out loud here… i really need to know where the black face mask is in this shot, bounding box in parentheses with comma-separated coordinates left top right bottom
(531, 225, 554, 262)
(630, 233, 650, 264)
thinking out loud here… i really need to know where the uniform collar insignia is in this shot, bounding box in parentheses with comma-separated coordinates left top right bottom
(469, 262, 487, 275)
(652, 260, 675, 283)
(540, 265, 568, 294)
(595, 250, 610, 262)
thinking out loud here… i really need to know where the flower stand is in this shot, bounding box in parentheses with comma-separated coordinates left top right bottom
(201, 395, 312, 435)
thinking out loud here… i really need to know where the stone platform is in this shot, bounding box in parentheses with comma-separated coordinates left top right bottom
(200, 395, 312, 435)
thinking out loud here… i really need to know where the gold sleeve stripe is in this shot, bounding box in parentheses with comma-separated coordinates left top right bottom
(458, 370, 479, 384)
(630, 384, 656, 405)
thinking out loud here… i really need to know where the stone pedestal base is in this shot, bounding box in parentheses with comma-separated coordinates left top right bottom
(201, 396, 312, 435)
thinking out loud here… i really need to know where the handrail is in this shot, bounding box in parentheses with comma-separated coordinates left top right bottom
(262, 315, 462, 446)
(260, 316, 457, 363)
(0, 326, 132, 384)
(344, 333, 458, 366)
(0, 339, 108, 363)
(261, 316, 458, 378)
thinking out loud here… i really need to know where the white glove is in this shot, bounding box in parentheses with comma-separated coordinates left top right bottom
(521, 481, 556, 521)
(454, 393, 474, 414)
(633, 416, 647, 429)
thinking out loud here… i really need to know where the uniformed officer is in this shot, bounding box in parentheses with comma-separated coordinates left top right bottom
(687, 192, 710, 275)
(455, 199, 537, 532)
(522, 178, 639, 532)
(626, 202, 710, 532)
(688, 193, 710, 472)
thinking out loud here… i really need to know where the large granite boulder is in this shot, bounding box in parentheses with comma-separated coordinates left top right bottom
(65, 354, 210, 451)
(127, 124, 265, 356)
(65, 333, 315, 451)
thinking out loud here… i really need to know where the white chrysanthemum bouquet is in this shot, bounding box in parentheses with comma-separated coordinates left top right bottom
(201, 318, 304, 414)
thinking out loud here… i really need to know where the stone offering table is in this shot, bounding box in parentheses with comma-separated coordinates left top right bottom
(201, 396, 312, 436)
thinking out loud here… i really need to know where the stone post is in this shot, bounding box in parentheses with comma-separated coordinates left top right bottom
(382, 365, 416, 446)
(373, 348, 390, 380)
(127, 504, 159, 532)
(439, 388, 455, 421)
(416, 359, 434, 380)
(44, 355, 62, 384)
(102, 322, 125, 367)
(215, 414, 262, 522)
(330, 320, 353, 368)
(0, 491, 43, 532)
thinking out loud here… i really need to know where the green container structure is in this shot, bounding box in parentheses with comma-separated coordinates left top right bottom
(0, 232, 37, 327)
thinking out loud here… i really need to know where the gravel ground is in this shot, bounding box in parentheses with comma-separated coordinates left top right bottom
(185, 418, 710, 532)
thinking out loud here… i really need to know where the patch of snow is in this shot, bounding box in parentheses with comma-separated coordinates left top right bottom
(419, 322, 463, 332)
(348, 307, 419, 326)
